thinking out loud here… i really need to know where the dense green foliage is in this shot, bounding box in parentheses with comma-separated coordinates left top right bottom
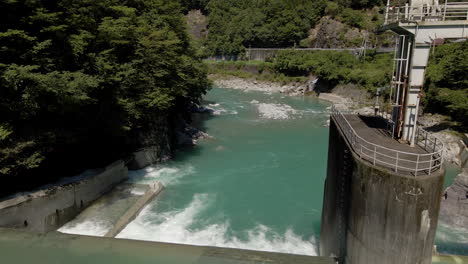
(203, 0, 327, 55)
(208, 50, 392, 91)
(0, 0, 208, 188)
(324, 1, 383, 30)
(425, 41, 468, 127)
(180, 0, 209, 13)
(207, 60, 309, 84)
(182, 0, 386, 55)
(273, 50, 391, 90)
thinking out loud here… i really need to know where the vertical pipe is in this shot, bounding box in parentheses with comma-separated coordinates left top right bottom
(401, 37, 413, 140)
(443, 0, 448, 21)
(385, 0, 391, 24)
(410, 95, 421, 147)
(390, 35, 399, 105)
(397, 4, 401, 21)
(405, 3, 409, 20)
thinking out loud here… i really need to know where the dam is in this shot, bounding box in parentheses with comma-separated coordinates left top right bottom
(0, 88, 465, 263)
(0, 0, 467, 262)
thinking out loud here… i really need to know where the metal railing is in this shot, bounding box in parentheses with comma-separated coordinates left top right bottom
(331, 105, 444, 176)
(385, 2, 468, 24)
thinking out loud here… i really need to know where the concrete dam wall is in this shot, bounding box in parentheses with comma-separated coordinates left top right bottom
(320, 116, 445, 264)
(0, 160, 128, 233)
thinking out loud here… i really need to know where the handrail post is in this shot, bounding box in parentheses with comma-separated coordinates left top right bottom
(395, 152, 399, 173)
(429, 155, 433, 175)
(373, 146, 377, 165)
(415, 155, 420, 177)
(425, 134, 428, 150)
(416, 128, 420, 145)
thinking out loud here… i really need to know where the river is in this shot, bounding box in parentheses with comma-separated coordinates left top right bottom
(59, 87, 467, 256)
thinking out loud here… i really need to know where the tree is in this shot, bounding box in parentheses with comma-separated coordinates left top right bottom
(0, 0, 209, 194)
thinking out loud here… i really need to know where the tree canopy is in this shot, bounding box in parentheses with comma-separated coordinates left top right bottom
(0, 0, 209, 189)
(202, 0, 327, 55)
(425, 41, 468, 128)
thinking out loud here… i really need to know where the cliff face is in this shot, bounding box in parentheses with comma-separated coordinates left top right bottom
(307, 17, 366, 48)
(440, 169, 468, 229)
(186, 10, 208, 41)
(127, 113, 174, 170)
(303, 16, 394, 49)
(128, 107, 211, 170)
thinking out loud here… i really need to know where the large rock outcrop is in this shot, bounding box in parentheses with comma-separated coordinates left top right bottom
(127, 114, 173, 170)
(306, 17, 367, 48)
(440, 169, 468, 229)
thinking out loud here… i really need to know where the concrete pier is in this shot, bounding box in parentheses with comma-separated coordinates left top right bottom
(104, 181, 164, 237)
(320, 110, 445, 264)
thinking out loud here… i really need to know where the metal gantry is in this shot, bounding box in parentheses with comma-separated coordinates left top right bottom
(382, 0, 468, 145)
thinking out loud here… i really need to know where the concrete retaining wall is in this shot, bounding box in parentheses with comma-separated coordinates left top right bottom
(320, 117, 445, 264)
(0, 160, 128, 233)
(128, 147, 170, 170)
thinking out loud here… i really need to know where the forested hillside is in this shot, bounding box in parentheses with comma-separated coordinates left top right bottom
(182, 0, 387, 56)
(0, 0, 209, 194)
(425, 41, 468, 128)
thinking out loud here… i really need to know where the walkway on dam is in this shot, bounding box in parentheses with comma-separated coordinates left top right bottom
(334, 110, 443, 176)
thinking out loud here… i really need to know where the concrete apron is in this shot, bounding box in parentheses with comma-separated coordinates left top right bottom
(0, 228, 336, 264)
(0, 158, 164, 236)
(432, 254, 468, 264)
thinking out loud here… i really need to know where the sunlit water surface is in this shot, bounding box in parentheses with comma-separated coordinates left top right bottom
(59, 87, 466, 256)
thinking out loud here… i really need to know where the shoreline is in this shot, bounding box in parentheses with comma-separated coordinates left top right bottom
(211, 76, 351, 104)
(210, 75, 467, 169)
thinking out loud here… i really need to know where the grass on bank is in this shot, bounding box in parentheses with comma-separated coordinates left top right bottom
(206, 60, 309, 84)
(206, 47, 468, 132)
(206, 50, 393, 92)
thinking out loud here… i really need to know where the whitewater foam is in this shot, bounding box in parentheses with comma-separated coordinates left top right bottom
(213, 108, 238, 116)
(117, 193, 318, 256)
(58, 218, 111, 236)
(130, 188, 146, 196)
(205, 103, 238, 116)
(128, 165, 195, 186)
(251, 100, 327, 120)
(436, 222, 468, 244)
(256, 103, 297, 120)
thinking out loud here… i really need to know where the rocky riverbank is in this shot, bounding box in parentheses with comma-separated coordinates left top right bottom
(440, 169, 468, 229)
(211, 76, 353, 103)
(212, 76, 467, 169)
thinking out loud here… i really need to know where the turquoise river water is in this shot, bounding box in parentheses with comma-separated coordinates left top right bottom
(59, 87, 467, 256)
